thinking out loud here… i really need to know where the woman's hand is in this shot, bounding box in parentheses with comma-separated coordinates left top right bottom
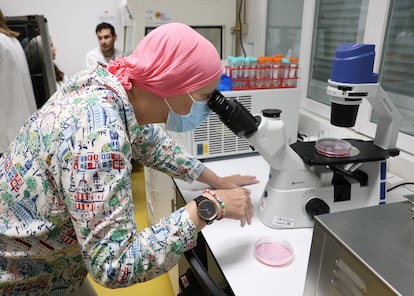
(204, 187, 254, 227)
(196, 166, 259, 190)
(214, 174, 259, 189)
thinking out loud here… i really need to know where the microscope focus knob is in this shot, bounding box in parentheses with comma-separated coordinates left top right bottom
(305, 198, 330, 219)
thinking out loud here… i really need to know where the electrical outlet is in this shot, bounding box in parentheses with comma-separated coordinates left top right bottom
(230, 24, 248, 35)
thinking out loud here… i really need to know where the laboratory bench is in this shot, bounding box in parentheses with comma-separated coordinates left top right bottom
(171, 154, 413, 296)
(174, 154, 313, 295)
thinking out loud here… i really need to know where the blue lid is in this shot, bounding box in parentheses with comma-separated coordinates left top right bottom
(282, 57, 290, 64)
(330, 43, 378, 84)
(229, 57, 238, 65)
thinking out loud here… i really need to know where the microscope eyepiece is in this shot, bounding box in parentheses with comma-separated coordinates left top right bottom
(208, 90, 258, 138)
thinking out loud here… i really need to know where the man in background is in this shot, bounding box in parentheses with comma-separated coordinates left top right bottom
(85, 22, 123, 67)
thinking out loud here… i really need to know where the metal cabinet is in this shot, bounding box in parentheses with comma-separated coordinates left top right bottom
(304, 201, 414, 296)
(143, 167, 179, 294)
(144, 167, 177, 225)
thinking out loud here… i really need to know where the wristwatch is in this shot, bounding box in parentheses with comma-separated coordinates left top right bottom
(194, 195, 218, 225)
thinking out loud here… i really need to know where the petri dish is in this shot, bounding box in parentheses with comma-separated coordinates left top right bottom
(254, 236, 294, 267)
(315, 138, 352, 158)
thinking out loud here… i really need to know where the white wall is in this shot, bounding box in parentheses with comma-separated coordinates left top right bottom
(0, 0, 125, 77)
(127, 0, 236, 58)
(243, 0, 304, 57)
(244, 0, 267, 56)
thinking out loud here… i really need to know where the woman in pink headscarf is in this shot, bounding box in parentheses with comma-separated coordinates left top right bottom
(0, 22, 257, 295)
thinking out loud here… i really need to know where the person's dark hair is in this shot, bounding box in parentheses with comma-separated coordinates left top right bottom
(95, 22, 116, 36)
(54, 64, 64, 82)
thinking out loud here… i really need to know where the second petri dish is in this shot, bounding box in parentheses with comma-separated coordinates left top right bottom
(254, 236, 294, 267)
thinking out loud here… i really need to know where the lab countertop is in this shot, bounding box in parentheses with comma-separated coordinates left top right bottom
(174, 154, 412, 295)
(174, 155, 313, 296)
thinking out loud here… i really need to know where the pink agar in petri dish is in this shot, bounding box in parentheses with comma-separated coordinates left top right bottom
(254, 237, 294, 267)
(315, 138, 352, 158)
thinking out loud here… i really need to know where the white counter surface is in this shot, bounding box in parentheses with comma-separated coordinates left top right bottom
(175, 153, 414, 295)
(174, 154, 313, 296)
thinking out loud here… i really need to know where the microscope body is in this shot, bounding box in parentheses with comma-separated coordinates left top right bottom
(254, 44, 400, 228)
(209, 43, 400, 229)
(249, 111, 386, 228)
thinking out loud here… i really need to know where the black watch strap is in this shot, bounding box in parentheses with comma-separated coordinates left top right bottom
(194, 195, 209, 206)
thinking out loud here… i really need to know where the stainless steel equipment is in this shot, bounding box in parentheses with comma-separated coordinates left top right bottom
(304, 201, 414, 296)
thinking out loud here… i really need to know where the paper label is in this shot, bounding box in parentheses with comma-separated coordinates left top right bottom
(272, 216, 295, 228)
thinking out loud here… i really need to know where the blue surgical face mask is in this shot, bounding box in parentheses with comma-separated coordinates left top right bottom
(165, 93, 211, 132)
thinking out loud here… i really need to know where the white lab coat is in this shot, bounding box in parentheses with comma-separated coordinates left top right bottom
(0, 33, 37, 152)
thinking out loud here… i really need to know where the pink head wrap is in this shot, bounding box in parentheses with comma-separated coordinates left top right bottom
(107, 22, 223, 98)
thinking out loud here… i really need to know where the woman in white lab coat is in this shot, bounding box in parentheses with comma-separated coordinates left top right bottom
(0, 9, 37, 153)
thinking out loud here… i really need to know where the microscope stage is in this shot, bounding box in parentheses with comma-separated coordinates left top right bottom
(291, 139, 399, 166)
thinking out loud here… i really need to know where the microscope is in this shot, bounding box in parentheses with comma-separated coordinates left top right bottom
(208, 43, 401, 228)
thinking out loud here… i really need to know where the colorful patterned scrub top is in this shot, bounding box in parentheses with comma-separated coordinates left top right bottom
(0, 65, 204, 295)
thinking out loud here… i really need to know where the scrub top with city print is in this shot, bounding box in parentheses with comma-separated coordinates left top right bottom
(0, 65, 204, 295)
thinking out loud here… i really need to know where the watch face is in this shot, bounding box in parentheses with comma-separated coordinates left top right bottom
(198, 199, 217, 222)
